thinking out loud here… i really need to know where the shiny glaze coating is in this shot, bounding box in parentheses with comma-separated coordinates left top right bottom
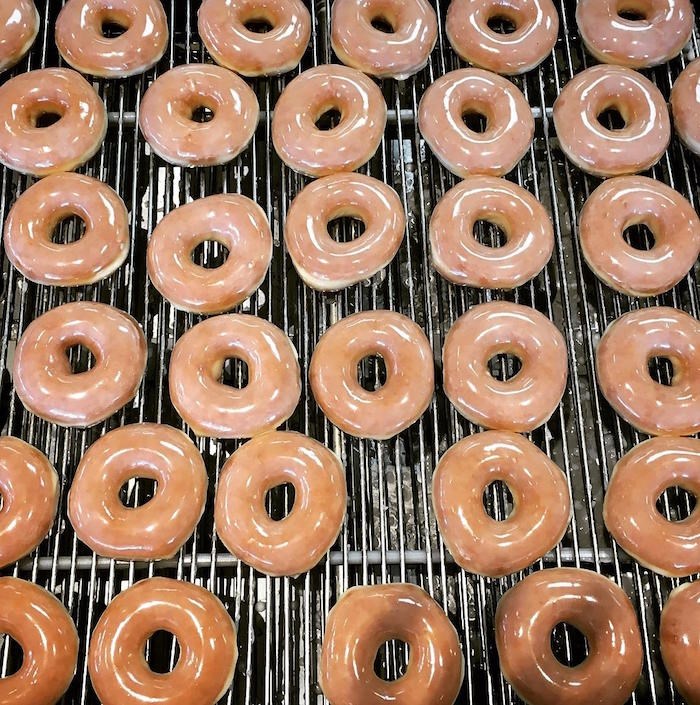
(429, 176, 553, 289)
(418, 68, 534, 177)
(284, 173, 405, 290)
(215, 431, 346, 576)
(139, 64, 259, 167)
(443, 301, 568, 432)
(55, 0, 168, 78)
(0, 437, 58, 569)
(309, 310, 434, 439)
(0, 0, 38, 71)
(68, 423, 208, 560)
(603, 437, 700, 577)
(495, 568, 643, 705)
(579, 176, 700, 297)
(553, 65, 670, 177)
(147, 194, 272, 314)
(331, 0, 438, 80)
(319, 583, 464, 705)
(88, 577, 237, 705)
(4, 173, 129, 286)
(671, 59, 700, 155)
(0, 68, 106, 177)
(13, 301, 147, 427)
(198, 0, 310, 76)
(0, 577, 79, 705)
(596, 307, 700, 436)
(169, 314, 301, 438)
(446, 0, 559, 75)
(576, 0, 694, 68)
(433, 431, 570, 577)
(271, 64, 387, 177)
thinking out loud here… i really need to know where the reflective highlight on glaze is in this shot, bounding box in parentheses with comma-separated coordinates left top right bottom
(429, 176, 553, 289)
(671, 58, 700, 155)
(13, 301, 147, 427)
(418, 68, 534, 177)
(309, 310, 434, 439)
(88, 577, 237, 705)
(0, 0, 38, 71)
(147, 194, 272, 314)
(319, 583, 464, 705)
(596, 307, 700, 436)
(443, 301, 568, 431)
(553, 65, 670, 177)
(68, 423, 208, 560)
(284, 173, 405, 291)
(271, 64, 387, 177)
(215, 431, 347, 576)
(495, 568, 643, 705)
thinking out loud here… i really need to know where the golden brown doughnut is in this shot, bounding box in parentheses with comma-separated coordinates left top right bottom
(0, 0, 39, 71)
(671, 59, 700, 156)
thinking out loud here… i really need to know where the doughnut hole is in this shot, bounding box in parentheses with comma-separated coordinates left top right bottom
(189, 105, 215, 123)
(647, 354, 674, 387)
(190, 239, 230, 268)
(485, 3, 524, 33)
(220, 357, 249, 389)
(119, 476, 158, 508)
(357, 353, 388, 391)
(265, 482, 296, 521)
(243, 16, 274, 33)
(327, 214, 366, 244)
(616, 1, 652, 21)
(550, 621, 589, 667)
(622, 222, 655, 250)
(65, 343, 97, 375)
(0, 633, 24, 677)
(473, 218, 508, 248)
(26, 100, 66, 129)
(487, 351, 523, 381)
(144, 630, 180, 674)
(596, 105, 627, 131)
(482, 479, 514, 520)
(99, 10, 132, 38)
(656, 485, 697, 522)
(315, 107, 343, 131)
(461, 107, 490, 133)
(370, 15, 395, 33)
(373, 638, 410, 681)
(51, 213, 86, 245)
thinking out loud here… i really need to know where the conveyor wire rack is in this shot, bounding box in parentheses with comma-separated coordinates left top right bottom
(0, 1, 699, 703)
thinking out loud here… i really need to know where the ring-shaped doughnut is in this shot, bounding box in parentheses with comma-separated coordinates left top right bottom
(0, 0, 39, 71)
(13, 301, 147, 427)
(595, 307, 700, 436)
(271, 64, 387, 177)
(309, 310, 434, 440)
(284, 173, 405, 291)
(319, 583, 464, 705)
(147, 194, 272, 314)
(671, 59, 700, 156)
(88, 577, 237, 705)
(418, 68, 534, 177)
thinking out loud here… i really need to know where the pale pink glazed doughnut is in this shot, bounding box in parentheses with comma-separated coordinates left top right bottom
(0, 68, 106, 177)
(147, 194, 272, 314)
(446, 0, 559, 75)
(309, 310, 434, 440)
(271, 64, 387, 177)
(671, 59, 700, 156)
(169, 314, 301, 438)
(429, 176, 553, 289)
(579, 176, 700, 296)
(418, 68, 534, 177)
(0, 0, 39, 71)
(553, 65, 670, 177)
(284, 173, 405, 291)
(198, 0, 310, 76)
(55, 0, 168, 78)
(3, 173, 129, 286)
(13, 301, 147, 427)
(139, 64, 259, 167)
(442, 301, 568, 432)
(331, 0, 438, 80)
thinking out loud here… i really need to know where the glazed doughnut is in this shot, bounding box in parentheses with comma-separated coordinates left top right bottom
(330, 0, 438, 80)
(0, 0, 39, 71)
(309, 310, 434, 439)
(553, 65, 670, 177)
(284, 173, 405, 291)
(147, 194, 272, 314)
(442, 301, 568, 432)
(169, 314, 301, 438)
(446, 0, 559, 75)
(576, 0, 694, 68)
(139, 64, 259, 167)
(604, 437, 700, 577)
(214, 430, 346, 576)
(0, 68, 106, 177)
(495, 568, 642, 705)
(55, 0, 168, 78)
(429, 176, 553, 289)
(319, 583, 464, 705)
(596, 307, 700, 436)
(68, 423, 207, 560)
(13, 301, 147, 427)
(89, 577, 237, 705)
(0, 577, 78, 705)
(0, 437, 58, 569)
(3, 173, 130, 286)
(433, 431, 570, 577)
(671, 59, 700, 156)
(198, 0, 310, 76)
(418, 68, 534, 177)
(271, 64, 387, 177)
